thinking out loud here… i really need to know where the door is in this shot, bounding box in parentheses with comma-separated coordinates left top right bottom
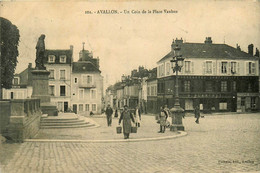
(64, 102, 68, 112)
(73, 104, 77, 114)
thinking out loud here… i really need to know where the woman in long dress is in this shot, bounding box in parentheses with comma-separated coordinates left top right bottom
(119, 105, 135, 139)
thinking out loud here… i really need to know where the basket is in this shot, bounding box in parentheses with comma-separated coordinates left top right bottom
(131, 126, 137, 133)
(116, 126, 122, 134)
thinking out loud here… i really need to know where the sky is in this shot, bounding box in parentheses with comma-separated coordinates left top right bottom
(1, 0, 260, 89)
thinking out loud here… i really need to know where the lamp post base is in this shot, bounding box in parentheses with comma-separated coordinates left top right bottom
(170, 105, 185, 131)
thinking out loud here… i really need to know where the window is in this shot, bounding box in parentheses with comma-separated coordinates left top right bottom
(251, 97, 256, 109)
(49, 69, 55, 79)
(79, 104, 83, 111)
(231, 62, 237, 74)
(13, 77, 19, 85)
(184, 81, 190, 92)
(221, 81, 227, 92)
(221, 62, 227, 74)
(185, 61, 191, 73)
(91, 89, 97, 99)
(49, 85, 55, 96)
(166, 63, 170, 75)
(60, 70, 65, 80)
(83, 75, 92, 84)
(59, 55, 66, 63)
(92, 104, 97, 111)
(248, 62, 255, 74)
(85, 104, 90, 111)
(48, 55, 55, 63)
(74, 78, 78, 84)
(205, 81, 212, 92)
(219, 102, 227, 110)
(232, 81, 236, 91)
(147, 86, 150, 96)
(205, 61, 212, 74)
(79, 89, 84, 99)
(60, 86, 66, 96)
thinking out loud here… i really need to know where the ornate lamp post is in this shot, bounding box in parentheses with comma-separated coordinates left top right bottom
(170, 44, 185, 131)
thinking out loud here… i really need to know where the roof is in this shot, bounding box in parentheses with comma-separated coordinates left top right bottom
(157, 43, 258, 63)
(72, 61, 101, 73)
(45, 49, 72, 64)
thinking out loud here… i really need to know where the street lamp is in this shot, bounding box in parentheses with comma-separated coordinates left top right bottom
(170, 44, 185, 131)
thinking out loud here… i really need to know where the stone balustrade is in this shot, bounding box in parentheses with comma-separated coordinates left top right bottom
(0, 98, 41, 142)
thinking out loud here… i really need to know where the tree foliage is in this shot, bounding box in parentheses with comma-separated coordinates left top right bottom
(0, 17, 20, 89)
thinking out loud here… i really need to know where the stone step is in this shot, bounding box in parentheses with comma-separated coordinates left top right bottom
(40, 123, 95, 129)
(41, 121, 89, 126)
(41, 119, 85, 124)
(41, 117, 78, 121)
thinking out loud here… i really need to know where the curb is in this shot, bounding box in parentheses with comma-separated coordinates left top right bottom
(24, 131, 187, 143)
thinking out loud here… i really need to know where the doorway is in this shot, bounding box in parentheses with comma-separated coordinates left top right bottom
(64, 102, 68, 112)
(73, 104, 77, 114)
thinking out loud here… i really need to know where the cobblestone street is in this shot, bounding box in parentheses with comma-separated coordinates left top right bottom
(1, 113, 260, 173)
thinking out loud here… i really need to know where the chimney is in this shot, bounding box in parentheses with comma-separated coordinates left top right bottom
(236, 44, 241, 51)
(97, 56, 100, 69)
(204, 37, 212, 44)
(171, 38, 183, 50)
(70, 45, 73, 51)
(28, 63, 32, 68)
(248, 44, 254, 56)
(255, 48, 259, 57)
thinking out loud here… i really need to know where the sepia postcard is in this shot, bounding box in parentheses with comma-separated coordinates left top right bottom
(0, 0, 259, 172)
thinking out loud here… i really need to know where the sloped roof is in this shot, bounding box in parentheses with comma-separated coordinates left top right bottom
(45, 49, 72, 64)
(72, 61, 101, 73)
(158, 43, 257, 63)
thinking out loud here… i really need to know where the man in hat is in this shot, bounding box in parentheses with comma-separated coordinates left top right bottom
(105, 104, 113, 126)
(119, 105, 135, 139)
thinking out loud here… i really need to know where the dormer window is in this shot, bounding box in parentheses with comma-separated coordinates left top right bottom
(48, 55, 55, 63)
(60, 55, 66, 63)
(13, 77, 19, 85)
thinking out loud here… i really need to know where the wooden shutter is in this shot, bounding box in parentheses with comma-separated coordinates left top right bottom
(191, 61, 194, 74)
(219, 62, 222, 74)
(237, 62, 240, 75)
(252, 62, 255, 74)
(228, 62, 231, 75)
(213, 61, 216, 75)
(203, 62, 205, 74)
(246, 62, 249, 75)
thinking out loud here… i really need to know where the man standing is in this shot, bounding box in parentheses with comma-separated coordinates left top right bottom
(119, 105, 135, 139)
(134, 105, 141, 127)
(194, 105, 200, 124)
(105, 104, 113, 126)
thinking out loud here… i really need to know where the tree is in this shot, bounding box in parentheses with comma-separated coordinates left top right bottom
(0, 17, 20, 99)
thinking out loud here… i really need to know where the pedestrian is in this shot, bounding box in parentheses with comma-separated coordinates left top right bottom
(119, 105, 135, 139)
(158, 106, 168, 133)
(105, 104, 113, 126)
(134, 105, 141, 127)
(194, 105, 200, 124)
(114, 109, 118, 118)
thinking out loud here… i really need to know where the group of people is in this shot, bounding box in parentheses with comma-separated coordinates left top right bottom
(105, 104, 141, 139)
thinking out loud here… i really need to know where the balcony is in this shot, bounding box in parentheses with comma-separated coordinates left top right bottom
(79, 82, 96, 88)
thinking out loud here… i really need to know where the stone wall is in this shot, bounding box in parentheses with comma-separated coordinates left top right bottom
(0, 101, 11, 134)
(2, 99, 41, 142)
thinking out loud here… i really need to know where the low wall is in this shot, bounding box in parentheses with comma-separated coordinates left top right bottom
(2, 99, 41, 142)
(0, 101, 11, 134)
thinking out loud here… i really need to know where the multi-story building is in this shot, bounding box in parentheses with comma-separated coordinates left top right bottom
(157, 37, 259, 113)
(2, 63, 33, 99)
(71, 49, 103, 114)
(147, 77, 158, 114)
(44, 46, 73, 112)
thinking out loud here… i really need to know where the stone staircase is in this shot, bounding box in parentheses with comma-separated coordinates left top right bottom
(40, 113, 95, 129)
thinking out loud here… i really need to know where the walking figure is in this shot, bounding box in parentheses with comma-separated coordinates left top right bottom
(119, 105, 135, 139)
(158, 106, 168, 133)
(114, 109, 118, 118)
(134, 105, 141, 127)
(194, 105, 200, 124)
(105, 104, 113, 126)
